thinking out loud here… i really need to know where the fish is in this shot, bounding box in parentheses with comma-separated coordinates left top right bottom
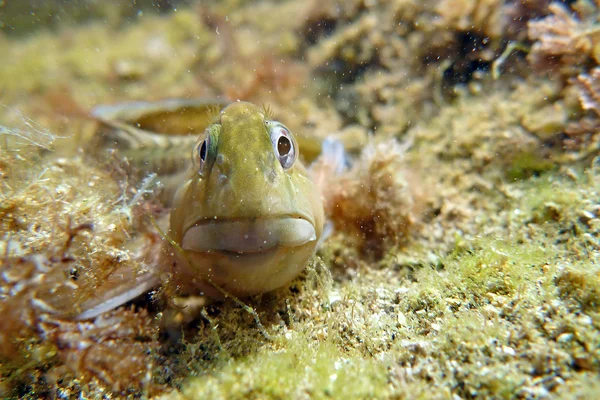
(76, 100, 329, 319)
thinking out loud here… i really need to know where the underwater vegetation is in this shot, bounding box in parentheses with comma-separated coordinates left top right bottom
(0, 0, 599, 398)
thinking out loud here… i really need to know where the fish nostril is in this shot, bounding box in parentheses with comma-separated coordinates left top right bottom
(215, 153, 231, 185)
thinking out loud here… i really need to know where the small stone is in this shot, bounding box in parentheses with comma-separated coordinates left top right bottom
(577, 314, 593, 325)
(557, 333, 573, 343)
(502, 346, 516, 356)
(574, 356, 593, 370)
(579, 210, 596, 224)
(397, 312, 407, 326)
(446, 298, 462, 310)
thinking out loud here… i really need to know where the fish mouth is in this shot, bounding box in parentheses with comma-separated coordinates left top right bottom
(181, 216, 317, 254)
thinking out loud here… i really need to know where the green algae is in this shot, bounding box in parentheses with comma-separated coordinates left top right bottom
(175, 332, 390, 400)
(506, 150, 556, 181)
(167, 230, 598, 399)
(417, 238, 550, 304)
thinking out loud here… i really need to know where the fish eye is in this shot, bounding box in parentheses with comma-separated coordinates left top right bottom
(267, 121, 297, 170)
(192, 123, 220, 176)
(199, 140, 207, 161)
(193, 134, 211, 175)
(277, 136, 291, 156)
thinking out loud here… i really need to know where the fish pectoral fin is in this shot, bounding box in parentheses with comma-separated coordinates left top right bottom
(318, 136, 349, 174)
(317, 220, 334, 250)
(73, 267, 161, 320)
(309, 136, 349, 220)
(309, 136, 349, 192)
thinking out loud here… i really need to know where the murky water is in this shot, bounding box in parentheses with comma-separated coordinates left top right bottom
(1, 1, 599, 398)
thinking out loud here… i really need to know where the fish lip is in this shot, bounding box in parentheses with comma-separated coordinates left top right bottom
(181, 215, 317, 254)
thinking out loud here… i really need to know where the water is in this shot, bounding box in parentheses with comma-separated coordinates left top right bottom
(1, 1, 599, 398)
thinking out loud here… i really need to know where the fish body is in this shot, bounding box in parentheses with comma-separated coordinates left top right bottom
(92, 98, 228, 178)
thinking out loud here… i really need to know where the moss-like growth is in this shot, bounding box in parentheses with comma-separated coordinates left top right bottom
(175, 332, 390, 400)
(506, 150, 556, 181)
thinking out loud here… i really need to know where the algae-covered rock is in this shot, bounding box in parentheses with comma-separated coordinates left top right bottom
(522, 102, 568, 140)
